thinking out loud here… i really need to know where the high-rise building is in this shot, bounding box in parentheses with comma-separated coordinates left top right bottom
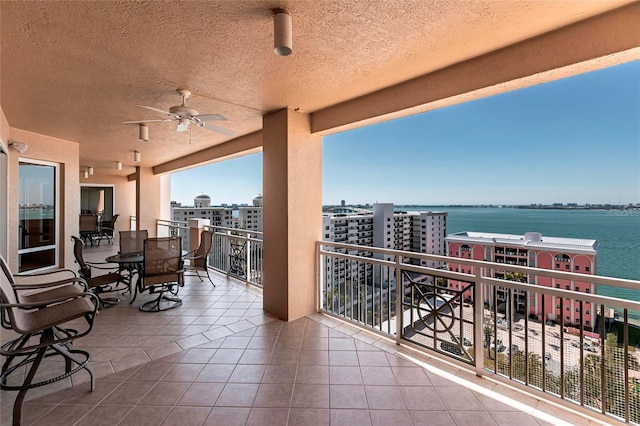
(445, 231, 598, 329)
(170, 194, 233, 228)
(238, 195, 264, 232)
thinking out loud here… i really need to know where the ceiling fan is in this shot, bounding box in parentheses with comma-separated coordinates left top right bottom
(123, 89, 235, 137)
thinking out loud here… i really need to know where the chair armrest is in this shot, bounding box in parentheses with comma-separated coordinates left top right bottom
(0, 291, 99, 310)
(13, 277, 89, 292)
(15, 268, 77, 284)
(86, 261, 120, 271)
(182, 248, 197, 257)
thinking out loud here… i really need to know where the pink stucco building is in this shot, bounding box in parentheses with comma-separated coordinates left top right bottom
(445, 231, 599, 329)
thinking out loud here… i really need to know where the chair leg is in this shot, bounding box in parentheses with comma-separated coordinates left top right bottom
(12, 346, 47, 426)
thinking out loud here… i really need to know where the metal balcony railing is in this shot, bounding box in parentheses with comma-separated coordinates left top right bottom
(317, 240, 640, 425)
(156, 220, 263, 288)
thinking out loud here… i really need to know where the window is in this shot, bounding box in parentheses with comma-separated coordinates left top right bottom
(575, 265, 580, 271)
(565, 265, 570, 270)
(18, 160, 58, 272)
(585, 266, 590, 272)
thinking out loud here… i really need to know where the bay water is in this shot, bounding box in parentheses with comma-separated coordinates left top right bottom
(396, 206, 640, 302)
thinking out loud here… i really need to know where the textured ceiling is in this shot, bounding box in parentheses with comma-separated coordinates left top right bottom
(0, 0, 634, 175)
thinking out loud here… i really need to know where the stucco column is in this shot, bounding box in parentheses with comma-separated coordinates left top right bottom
(262, 108, 322, 321)
(135, 167, 170, 237)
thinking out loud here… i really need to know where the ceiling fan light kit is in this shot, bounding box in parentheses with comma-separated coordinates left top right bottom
(274, 9, 292, 56)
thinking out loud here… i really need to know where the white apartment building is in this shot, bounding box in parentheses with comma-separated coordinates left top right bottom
(171, 194, 234, 228)
(322, 203, 447, 276)
(238, 195, 263, 232)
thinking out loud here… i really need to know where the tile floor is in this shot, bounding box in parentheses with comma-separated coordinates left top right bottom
(0, 244, 610, 425)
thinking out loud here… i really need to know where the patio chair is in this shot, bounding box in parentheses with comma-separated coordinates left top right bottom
(183, 229, 215, 286)
(136, 236, 184, 312)
(72, 236, 129, 308)
(79, 214, 100, 247)
(119, 229, 148, 254)
(0, 256, 89, 337)
(0, 256, 99, 426)
(99, 213, 119, 245)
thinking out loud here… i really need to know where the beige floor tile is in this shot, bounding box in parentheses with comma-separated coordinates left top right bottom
(291, 384, 330, 408)
(330, 409, 372, 426)
(228, 364, 267, 383)
(360, 366, 397, 385)
(31, 403, 94, 425)
(162, 406, 212, 426)
(370, 409, 413, 426)
(246, 407, 290, 425)
(288, 408, 330, 425)
(117, 405, 172, 426)
(215, 383, 259, 407)
(177, 382, 225, 406)
(330, 385, 368, 409)
(448, 410, 497, 426)
(204, 407, 251, 425)
(329, 366, 363, 385)
(435, 386, 485, 411)
(195, 363, 235, 382)
(409, 410, 455, 425)
(296, 365, 329, 384)
(74, 405, 133, 426)
(252, 383, 294, 407)
(365, 385, 407, 410)
(262, 364, 298, 384)
(160, 363, 205, 382)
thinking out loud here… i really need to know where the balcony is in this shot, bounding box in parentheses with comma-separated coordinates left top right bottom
(1, 240, 623, 426)
(319, 241, 640, 425)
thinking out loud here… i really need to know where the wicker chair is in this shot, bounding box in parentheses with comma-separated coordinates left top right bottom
(136, 236, 184, 312)
(72, 236, 129, 308)
(0, 256, 99, 426)
(183, 230, 215, 286)
(119, 229, 148, 254)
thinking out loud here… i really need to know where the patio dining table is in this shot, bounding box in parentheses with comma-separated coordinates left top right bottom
(105, 252, 143, 303)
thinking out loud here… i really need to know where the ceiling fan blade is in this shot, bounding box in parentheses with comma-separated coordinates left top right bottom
(136, 105, 175, 117)
(122, 119, 171, 124)
(199, 122, 236, 137)
(194, 114, 227, 122)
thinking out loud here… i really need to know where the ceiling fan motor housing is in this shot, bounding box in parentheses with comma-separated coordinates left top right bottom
(169, 105, 198, 118)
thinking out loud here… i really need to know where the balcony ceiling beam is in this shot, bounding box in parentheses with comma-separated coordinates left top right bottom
(311, 3, 640, 135)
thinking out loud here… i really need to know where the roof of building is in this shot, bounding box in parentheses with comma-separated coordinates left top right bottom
(195, 193, 211, 199)
(445, 231, 598, 253)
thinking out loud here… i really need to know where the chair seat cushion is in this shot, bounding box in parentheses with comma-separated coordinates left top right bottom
(12, 297, 96, 335)
(16, 284, 84, 305)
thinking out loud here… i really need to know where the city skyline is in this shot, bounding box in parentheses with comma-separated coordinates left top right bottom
(171, 61, 640, 207)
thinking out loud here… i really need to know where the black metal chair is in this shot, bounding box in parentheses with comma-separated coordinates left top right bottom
(0, 255, 99, 426)
(72, 236, 129, 308)
(99, 213, 119, 245)
(183, 230, 215, 286)
(79, 214, 100, 247)
(136, 236, 184, 312)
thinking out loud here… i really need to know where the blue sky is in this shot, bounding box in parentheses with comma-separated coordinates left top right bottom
(171, 61, 640, 206)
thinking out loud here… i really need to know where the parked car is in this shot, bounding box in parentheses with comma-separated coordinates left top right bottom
(440, 341, 463, 356)
(454, 335, 472, 347)
(490, 339, 505, 353)
(571, 340, 581, 348)
(507, 344, 519, 355)
(544, 352, 551, 364)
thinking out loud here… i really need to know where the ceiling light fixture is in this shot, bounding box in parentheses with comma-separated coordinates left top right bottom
(134, 151, 141, 162)
(83, 170, 89, 179)
(116, 161, 122, 171)
(139, 123, 149, 141)
(88, 167, 94, 175)
(8, 141, 28, 154)
(273, 9, 292, 56)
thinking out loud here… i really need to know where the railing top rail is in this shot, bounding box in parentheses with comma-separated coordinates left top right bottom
(204, 224, 263, 238)
(317, 240, 640, 290)
(157, 219, 189, 228)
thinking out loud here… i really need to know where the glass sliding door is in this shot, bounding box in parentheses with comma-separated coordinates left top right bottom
(18, 160, 58, 272)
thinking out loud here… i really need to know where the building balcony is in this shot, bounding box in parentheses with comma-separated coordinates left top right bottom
(2, 239, 629, 426)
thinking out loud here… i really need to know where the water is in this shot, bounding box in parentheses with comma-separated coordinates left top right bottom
(395, 206, 640, 301)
